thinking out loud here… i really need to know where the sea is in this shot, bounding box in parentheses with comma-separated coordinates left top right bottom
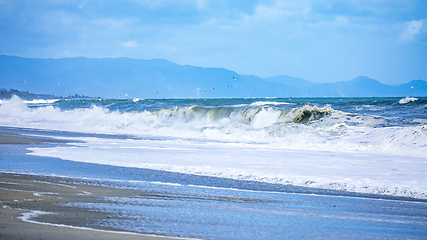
(1, 96, 427, 239)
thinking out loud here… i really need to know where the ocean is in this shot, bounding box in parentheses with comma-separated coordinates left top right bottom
(1, 96, 427, 239)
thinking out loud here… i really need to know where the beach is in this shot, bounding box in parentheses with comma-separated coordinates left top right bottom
(1, 1, 427, 238)
(1, 128, 427, 239)
(0, 173, 180, 240)
(0, 131, 56, 144)
(0, 132, 183, 240)
(1, 97, 427, 239)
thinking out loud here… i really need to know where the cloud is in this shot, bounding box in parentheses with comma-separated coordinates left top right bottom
(121, 40, 139, 48)
(135, 0, 208, 11)
(334, 16, 349, 25)
(399, 20, 423, 42)
(1, 0, 426, 84)
(242, 0, 312, 22)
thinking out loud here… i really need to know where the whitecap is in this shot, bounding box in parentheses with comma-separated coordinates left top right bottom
(23, 99, 60, 104)
(132, 98, 144, 102)
(399, 97, 418, 104)
(250, 101, 292, 107)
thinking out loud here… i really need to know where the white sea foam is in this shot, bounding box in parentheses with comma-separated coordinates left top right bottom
(19, 210, 54, 223)
(0, 97, 60, 104)
(18, 209, 181, 238)
(28, 137, 427, 199)
(23, 99, 60, 104)
(399, 97, 419, 104)
(250, 101, 292, 106)
(0, 96, 425, 157)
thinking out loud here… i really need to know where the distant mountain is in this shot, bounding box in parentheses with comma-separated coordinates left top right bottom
(0, 55, 426, 98)
(305, 76, 392, 97)
(265, 75, 317, 89)
(304, 76, 427, 97)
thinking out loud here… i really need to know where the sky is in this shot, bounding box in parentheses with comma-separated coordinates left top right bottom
(0, 0, 426, 85)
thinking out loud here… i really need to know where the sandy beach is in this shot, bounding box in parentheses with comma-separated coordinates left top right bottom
(0, 132, 184, 240)
(0, 131, 57, 144)
(0, 172, 185, 240)
(1, 127, 427, 239)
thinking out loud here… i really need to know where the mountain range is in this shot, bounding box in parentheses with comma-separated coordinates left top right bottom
(0, 55, 425, 99)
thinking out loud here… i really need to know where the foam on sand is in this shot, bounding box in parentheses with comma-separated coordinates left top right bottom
(28, 136, 427, 199)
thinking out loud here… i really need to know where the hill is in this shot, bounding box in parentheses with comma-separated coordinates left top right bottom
(0, 88, 59, 100)
(0, 55, 426, 98)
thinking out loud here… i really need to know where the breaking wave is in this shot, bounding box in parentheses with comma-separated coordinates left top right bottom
(399, 97, 419, 104)
(0, 96, 426, 157)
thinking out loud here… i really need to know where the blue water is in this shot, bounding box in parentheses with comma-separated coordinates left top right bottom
(1, 96, 427, 239)
(1, 129, 427, 239)
(32, 97, 427, 126)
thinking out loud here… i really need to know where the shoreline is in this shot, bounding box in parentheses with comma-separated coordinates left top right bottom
(0, 127, 189, 239)
(1, 125, 426, 202)
(0, 172, 188, 240)
(0, 130, 58, 144)
(1, 126, 427, 239)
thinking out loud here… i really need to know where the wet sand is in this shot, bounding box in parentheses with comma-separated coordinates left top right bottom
(0, 173, 185, 240)
(2, 127, 427, 239)
(0, 131, 186, 240)
(0, 131, 58, 144)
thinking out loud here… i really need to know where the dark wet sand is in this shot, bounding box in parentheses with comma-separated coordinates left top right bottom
(0, 173, 185, 240)
(0, 131, 57, 144)
(0, 131, 186, 240)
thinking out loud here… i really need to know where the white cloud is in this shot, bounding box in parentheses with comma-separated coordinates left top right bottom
(2, 0, 426, 84)
(253, 4, 286, 20)
(399, 20, 423, 42)
(243, 0, 312, 22)
(121, 40, 139, 48)
(274, 0, 312, 15)
(193, 0, 208, 11)
(334, 16, 349, 25)
(135, 0, 208, 11)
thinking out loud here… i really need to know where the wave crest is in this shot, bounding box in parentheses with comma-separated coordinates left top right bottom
(152, 104, 332, 128)
(0, 97, 426, 157)
(290, 105, 332, 124)
(399, 97, 419, 104)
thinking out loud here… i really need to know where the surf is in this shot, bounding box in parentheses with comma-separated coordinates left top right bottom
(0, 96, 426, 157)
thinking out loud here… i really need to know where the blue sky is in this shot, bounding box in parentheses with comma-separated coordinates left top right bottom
(0, 0, 426, 84)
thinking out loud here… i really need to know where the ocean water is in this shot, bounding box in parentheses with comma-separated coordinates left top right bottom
(1, 96, 426, 153)
(0, 96, 426, 198)
(1, 96, 427, 239)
